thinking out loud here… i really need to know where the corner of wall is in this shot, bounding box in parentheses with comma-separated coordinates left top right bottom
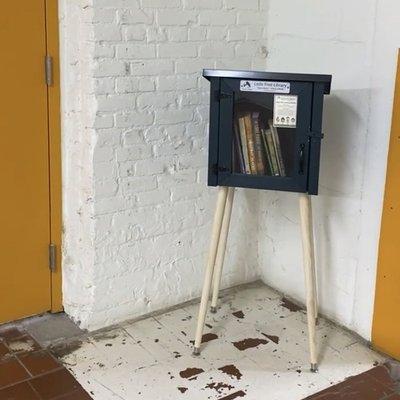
(59, 0, 98, 329)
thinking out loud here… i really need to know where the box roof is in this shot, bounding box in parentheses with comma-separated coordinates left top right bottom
(203, 69, 332, 94)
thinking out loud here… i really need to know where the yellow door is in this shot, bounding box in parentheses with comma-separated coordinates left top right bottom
(372, 51, 400, 360)
(0, 1, 52, 323)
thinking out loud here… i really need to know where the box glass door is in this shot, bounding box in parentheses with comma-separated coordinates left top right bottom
(218, 78, 313, 192)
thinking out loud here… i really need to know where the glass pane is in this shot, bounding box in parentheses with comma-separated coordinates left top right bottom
(232, 92, 296, 177)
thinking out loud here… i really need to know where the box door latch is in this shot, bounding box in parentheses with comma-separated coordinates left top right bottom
(49, 244, 56, 272)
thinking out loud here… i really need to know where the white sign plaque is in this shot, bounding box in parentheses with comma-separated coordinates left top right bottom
(240, 80, 290, 94)
(273, 95, 298, 128)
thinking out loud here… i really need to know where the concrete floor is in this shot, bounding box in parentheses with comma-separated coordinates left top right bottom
(53, 282, 386, 400)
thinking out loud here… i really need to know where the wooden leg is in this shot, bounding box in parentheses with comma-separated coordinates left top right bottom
(210, 187, 235, 313)
(299, 193, 318, 372)
(193, 186, 229, 355)
(312, 248, 319, 325)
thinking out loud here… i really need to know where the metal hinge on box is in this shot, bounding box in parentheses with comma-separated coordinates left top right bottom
(215, 91, 233, 101)
(212, 163, 230, 174)
(307, 131, 324, 139)
(49, 244, 56, 272)
(45, 55, 53, 86)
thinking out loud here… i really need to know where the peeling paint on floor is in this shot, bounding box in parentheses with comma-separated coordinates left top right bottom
(232, 311, 245, 319)
(56, 283, 387, 400)
(218, 365, 242, 380)
(232, 337, 269, 351)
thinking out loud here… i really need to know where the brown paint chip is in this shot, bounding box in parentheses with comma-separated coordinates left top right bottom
(190, 333, 218, 345)
(178, 387, 188, 393)
(261, 333, 280, 344)
(218, 365, 242, 380)
(232, 311, 245, 319)
(201, 333, 218, 343)
(280, 297, 303, 312)
(218, 390, 246, 399)
(179, 367, 205, 380)
(206, 381, 234, 393)
(232, 338, 268, 351)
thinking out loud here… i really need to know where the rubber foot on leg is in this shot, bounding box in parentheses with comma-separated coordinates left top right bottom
(310, 363, 318, 373)
(192, 347, 200, 356)
(210, 306, 217, 314)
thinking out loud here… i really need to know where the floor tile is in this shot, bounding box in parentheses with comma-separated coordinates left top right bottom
(0, 357, 30, 389)
(304, 366, 396, 399)
(90, 328, 156, 370)
(18, 350, 61, 377)
(21, 313, 85, 347)
(123, 317, 189, 363)
(0, 381, 40, 400)
(30, 368, 82, 400)
(56, 388, 92, 400)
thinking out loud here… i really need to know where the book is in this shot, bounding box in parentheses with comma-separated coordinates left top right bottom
(268, 119, 286, 177)
(233, 121, 245, 173)
(238, 117, 251, 174)
(264, 128, 280, 176)
(243, 114, 257, 174)
(261, 129, 273, 176)
(251, 112, 266, 175)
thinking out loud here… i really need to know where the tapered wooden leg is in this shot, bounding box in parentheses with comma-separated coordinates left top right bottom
(193, 186, 229, 355)
(311, 248, 319, 325)
(299, 193, 318, 372)
(210, 187, 235, 313)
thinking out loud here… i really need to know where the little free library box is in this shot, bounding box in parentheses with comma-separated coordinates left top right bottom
(193, 69, 332, 372)
(203, 69, 332, 195)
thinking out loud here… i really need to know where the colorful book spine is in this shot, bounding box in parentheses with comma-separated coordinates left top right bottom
(251, 112, 266, 175)
(238, 117, 251, 174)
(243, 114, 257, 174)
(261, 129, 273, 176)
(268, 119, 286, 177)
(265, 128, 280, 176)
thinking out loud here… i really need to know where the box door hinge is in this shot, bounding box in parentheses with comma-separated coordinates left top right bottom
(45, 55, 53, 86)
(307, 131, 324, 139)
(215, 91, 233, 101)
(212, 163, 230, 174)
(49, 244, 56, 272)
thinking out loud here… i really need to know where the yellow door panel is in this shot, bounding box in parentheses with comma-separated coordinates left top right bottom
(372, 52, 400, 360)
(0, 1, 51, 323)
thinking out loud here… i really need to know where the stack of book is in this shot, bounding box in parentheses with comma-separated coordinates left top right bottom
(233, 112, 286, 177)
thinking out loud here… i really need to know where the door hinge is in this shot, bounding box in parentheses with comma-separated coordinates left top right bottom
(49, 244, 56, 272)
(45, 55, 53, 86)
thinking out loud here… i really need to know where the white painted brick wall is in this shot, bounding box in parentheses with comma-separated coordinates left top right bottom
(60, 0, 267, 330)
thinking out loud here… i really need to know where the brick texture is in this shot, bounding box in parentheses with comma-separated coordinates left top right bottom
(60, 0, 267, 330)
